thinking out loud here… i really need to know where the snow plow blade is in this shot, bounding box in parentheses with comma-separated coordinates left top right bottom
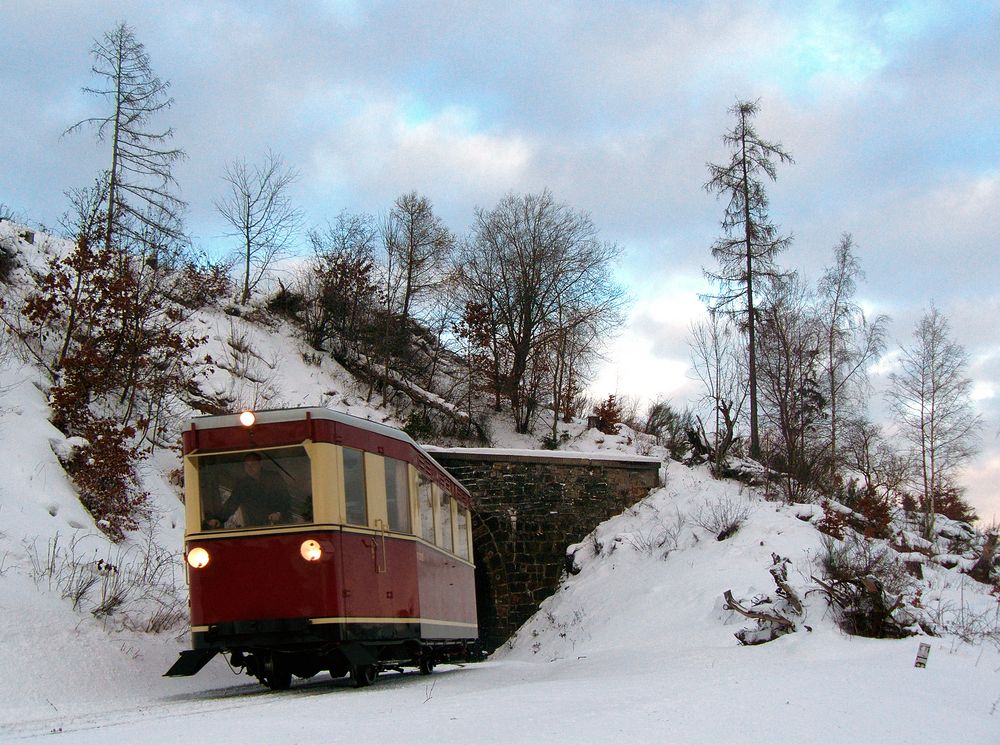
(164, 649, 218, 677)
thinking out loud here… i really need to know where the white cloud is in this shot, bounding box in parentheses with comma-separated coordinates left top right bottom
(304, 94, 534, 224)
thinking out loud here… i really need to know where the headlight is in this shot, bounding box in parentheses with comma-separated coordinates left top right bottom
(187, 547, 210, 569)
(239, 410, 256, 427)
(300, 539, 322, 562)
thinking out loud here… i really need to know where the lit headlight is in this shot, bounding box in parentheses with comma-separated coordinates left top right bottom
(187, 547, 210, 569)
(300, 539, 322, 562)
(239, 410, 256, 427)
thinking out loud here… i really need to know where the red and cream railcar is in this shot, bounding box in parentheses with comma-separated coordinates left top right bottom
(165, 407, 478, 689)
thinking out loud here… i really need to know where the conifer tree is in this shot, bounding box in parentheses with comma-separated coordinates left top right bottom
(66, 22, 186, 251)
(704, 99, 793, 459)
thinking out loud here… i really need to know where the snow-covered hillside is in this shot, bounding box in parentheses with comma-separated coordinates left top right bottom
(0, 223, 997, 742)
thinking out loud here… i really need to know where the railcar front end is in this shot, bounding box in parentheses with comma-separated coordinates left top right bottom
(165, 407, 478, 689)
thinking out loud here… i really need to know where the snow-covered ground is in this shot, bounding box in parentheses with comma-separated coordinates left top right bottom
(1, 458, 997, 743)
(0, 223, 997, 743)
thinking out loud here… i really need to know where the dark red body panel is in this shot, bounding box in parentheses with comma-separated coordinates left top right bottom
(337, 532, 420, 620)
(416, 545, 477, 626)
(188, 531, 476, 632)
(189, 532, 344, 625)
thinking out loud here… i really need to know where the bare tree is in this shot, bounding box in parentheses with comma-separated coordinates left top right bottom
(704, 99, 793, 459)
(887, 305, 982, 535)
(816, 234, 888, 478)
(66, 22, 185, 250)
(382, 192, 454, 322)
(842, 418, 909, 507)
(755, 276, 825, 499)
(545, 308, 602, 445)
(215, 150, 303, 304)
(459, 190, 627, 433)
(300, 211, 379, 354)
(689, 310, 747, 471)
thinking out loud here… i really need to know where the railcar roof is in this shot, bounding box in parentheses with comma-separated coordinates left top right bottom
(185, 407, 415, 444)
(184, 407, 471, 499)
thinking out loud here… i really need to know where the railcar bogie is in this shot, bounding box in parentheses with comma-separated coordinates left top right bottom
(165, 407, 479, 691)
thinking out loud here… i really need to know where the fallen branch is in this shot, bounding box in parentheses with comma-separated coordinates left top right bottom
(723, 590, 795, 631)
(769, 553, 803, 615)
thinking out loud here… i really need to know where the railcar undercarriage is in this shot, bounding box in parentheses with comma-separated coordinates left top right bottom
(167, 624, 479, 689)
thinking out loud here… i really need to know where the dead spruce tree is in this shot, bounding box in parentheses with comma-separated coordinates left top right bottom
(704, 99, 793, 460)
(65, 21, 186, 251)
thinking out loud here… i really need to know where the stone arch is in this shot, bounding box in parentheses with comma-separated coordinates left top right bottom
(429, 449, 661, 651)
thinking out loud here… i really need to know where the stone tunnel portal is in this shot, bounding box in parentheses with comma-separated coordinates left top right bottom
(428, 448, 662, 652)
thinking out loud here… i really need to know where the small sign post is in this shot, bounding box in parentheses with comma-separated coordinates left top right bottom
(914, 642, 931, 668)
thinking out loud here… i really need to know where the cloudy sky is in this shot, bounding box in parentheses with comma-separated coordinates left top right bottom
(2, 1, 998, 518)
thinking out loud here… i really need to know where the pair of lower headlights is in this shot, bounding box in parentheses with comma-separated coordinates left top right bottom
(186, 539, 323, 569)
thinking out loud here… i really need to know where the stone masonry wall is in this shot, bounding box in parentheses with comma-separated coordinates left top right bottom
(429, 449, 661, 651)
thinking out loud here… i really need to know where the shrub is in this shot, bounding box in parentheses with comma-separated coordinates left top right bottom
(592, 394, 622, 435)
(61, 417, 149, 542)
(403, 409, 435, 440)
(0, 235, 17, 283)
(694, 495, 754, 540)
(853, 491, 893, 538)
(634, 398, 693, 459)
(620, 509, 687, 559)
(167, 256, 233, 310)
(814, 533, 916, 638)
(817, 499, 849, 539)
(26, 532, 186, 632)
(267, 280, 305, 320)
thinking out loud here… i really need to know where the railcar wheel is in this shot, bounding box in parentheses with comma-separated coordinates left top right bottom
(418, 657, 435, 676)
(260, 654, 292, 691)
(352, 664, 378, 688)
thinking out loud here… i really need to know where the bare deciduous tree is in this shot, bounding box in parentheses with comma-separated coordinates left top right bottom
(689, 310, 747, 471)
(887, 305, 982, 536)
(704, 99, 793, 459)
(382, 192, 454, 322)
(215, 150, 303, 304)
(459, 190, 627, 433)
(816, 234, 887, 478)
(66, 22, 186, 250)
(842, 418, 909, 507)
(755, 276, 826, 499)
(291, 211, 381, 361)
(545, 307, 601, 445)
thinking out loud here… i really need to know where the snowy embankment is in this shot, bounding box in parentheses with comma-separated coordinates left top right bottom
(497, 463, 1000, 742)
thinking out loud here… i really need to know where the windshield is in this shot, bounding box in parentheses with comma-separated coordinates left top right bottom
(196, 446, 312, 530)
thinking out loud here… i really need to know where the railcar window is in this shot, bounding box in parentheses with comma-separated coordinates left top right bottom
(197, 447, 312, 530)
(343, 447, 367, 525)
(455, 505, 470, 560)
(384, 457, 411, 533)
(438, 490, 453, 552)
(417, 473, 434, 542)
